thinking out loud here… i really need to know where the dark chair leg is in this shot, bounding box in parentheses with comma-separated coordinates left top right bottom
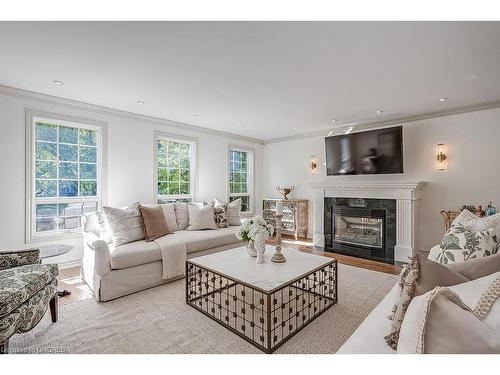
(49, 294, 58, 323)
(0, 339, 9, 354)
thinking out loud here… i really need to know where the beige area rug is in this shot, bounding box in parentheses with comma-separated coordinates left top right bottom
(11, 264, 396, 354)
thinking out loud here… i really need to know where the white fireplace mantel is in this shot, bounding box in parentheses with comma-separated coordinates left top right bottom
(310, 181, 426, 263)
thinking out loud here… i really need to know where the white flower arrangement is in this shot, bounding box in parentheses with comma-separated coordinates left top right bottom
(236, 215, 274, 245)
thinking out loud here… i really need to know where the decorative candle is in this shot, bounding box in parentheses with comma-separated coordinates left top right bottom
(276, 200, 283, 215)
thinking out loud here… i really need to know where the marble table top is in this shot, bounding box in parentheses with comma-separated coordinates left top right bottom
(189, 245, 334, 292)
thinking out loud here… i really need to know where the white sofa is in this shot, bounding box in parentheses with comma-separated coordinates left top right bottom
(81, 204, 242, 302)
(337, 282, 398, 354)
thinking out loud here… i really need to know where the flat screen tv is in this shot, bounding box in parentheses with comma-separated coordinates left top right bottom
(325, 126, 403, 176)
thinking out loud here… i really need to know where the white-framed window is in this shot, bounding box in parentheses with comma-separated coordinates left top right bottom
(228, 147, 254, 213)
(155, 134, 196, 203)
(27, 114, 103, 240)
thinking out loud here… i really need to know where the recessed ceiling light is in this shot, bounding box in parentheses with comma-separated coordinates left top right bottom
(328, 131, 333, 136)
(304, 133, 309, 137)
(293, 127, 297, 130)
(52, 80, 64, 85)
(192, 114, 199, 119)
(331, 119, 337, 123)
(376, 110, 383, 114)
(439, 97, 448, 102)
(239, 125, 244, 129)
(137, 100, 145, 105)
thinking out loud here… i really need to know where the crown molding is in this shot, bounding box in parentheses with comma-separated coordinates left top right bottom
(264, 100, 500, 144)
(0, 84, 265, 145)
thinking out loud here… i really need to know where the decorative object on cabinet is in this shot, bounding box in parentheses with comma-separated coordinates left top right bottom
(440, 210, 460, 231)
(440, 206, 487, 231)
(276, 186, 295, 200)
(486, 202, 497, 216)
(271, 211, 286, 263)
(263, 198, 308, 240)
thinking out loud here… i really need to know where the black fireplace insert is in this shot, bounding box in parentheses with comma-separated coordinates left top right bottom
(324, 198, 396, 263)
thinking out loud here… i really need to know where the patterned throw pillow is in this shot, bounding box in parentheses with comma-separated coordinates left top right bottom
(385, 257, 419, 349)
(214, 205, 229, 228)
(214, 198, 242, 226)
(431, 225, 497, 265)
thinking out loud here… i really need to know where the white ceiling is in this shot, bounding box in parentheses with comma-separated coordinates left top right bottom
(1, 21, 500, 141)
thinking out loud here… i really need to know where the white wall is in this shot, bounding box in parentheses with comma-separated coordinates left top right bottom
(262, 107, 500, 252)
(2, 87, 499, 266)
(0, 91, 263, 265)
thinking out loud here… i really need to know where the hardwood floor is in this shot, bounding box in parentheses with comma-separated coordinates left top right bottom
(56, 235, 400, 305)
(268, 235, 401, 275)
(56, 267, 94, 305)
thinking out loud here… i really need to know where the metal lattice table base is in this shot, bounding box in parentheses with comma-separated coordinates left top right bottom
(185, 260, 337, 353)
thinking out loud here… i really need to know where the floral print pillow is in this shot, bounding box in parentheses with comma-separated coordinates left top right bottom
(431, 225, 497, 265)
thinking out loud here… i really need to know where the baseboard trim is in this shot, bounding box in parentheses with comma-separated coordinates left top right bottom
(57, 260, 82, 271)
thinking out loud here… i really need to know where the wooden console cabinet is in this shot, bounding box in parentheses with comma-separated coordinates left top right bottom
(262, 198, 309, 239)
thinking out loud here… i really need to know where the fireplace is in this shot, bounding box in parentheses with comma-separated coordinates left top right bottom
(333, 206, 385, 249)
(325, 198, 396, 263)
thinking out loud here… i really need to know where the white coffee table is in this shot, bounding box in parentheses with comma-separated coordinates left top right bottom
(186, 245, 337, 353)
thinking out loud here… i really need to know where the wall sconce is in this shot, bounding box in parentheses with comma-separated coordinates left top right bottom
(436, 143, 447, 171)
(310, 155, 318, 175)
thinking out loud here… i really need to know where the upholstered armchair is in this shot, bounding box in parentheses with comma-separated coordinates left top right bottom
(0, 248, 59, 354)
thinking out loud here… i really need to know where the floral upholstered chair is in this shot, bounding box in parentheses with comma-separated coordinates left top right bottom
(0, 248, 59, 354)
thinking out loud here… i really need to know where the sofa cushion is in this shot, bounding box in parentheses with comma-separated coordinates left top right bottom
(214, 205, 229, 228)
(429, 225, 497, 265)
(103, 204, 145, 247)
(173, 227, 240, 254)
(0, 248, 40, 271)
(0, 279, 57, 343)
(139, 204, 173, 241)
(187, 204, 217, 231)
(0, 264, 58, 316)
(109, 227, 241, 269)
(110, 240, 162, 269)
(174, 204, 189, 230)
(215, 198, 242, 226)
(160, 204, 179, 231)
(398, 272, 500, 353)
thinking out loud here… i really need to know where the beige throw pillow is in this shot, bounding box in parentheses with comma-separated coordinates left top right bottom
(103, 203, 145, 247)
(174, 203, 189, 230)
(139, 204, 173, 241)
(160, 204, 179, 231)
(397, 272, 500, 353)
(97, 201, 140, 244)
(186, 203, 217, 231)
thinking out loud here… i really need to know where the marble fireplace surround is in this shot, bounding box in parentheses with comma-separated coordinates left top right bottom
(310, 181, 425, 263)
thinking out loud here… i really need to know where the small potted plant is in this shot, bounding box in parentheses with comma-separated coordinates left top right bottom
(236, 215, 274, 263)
